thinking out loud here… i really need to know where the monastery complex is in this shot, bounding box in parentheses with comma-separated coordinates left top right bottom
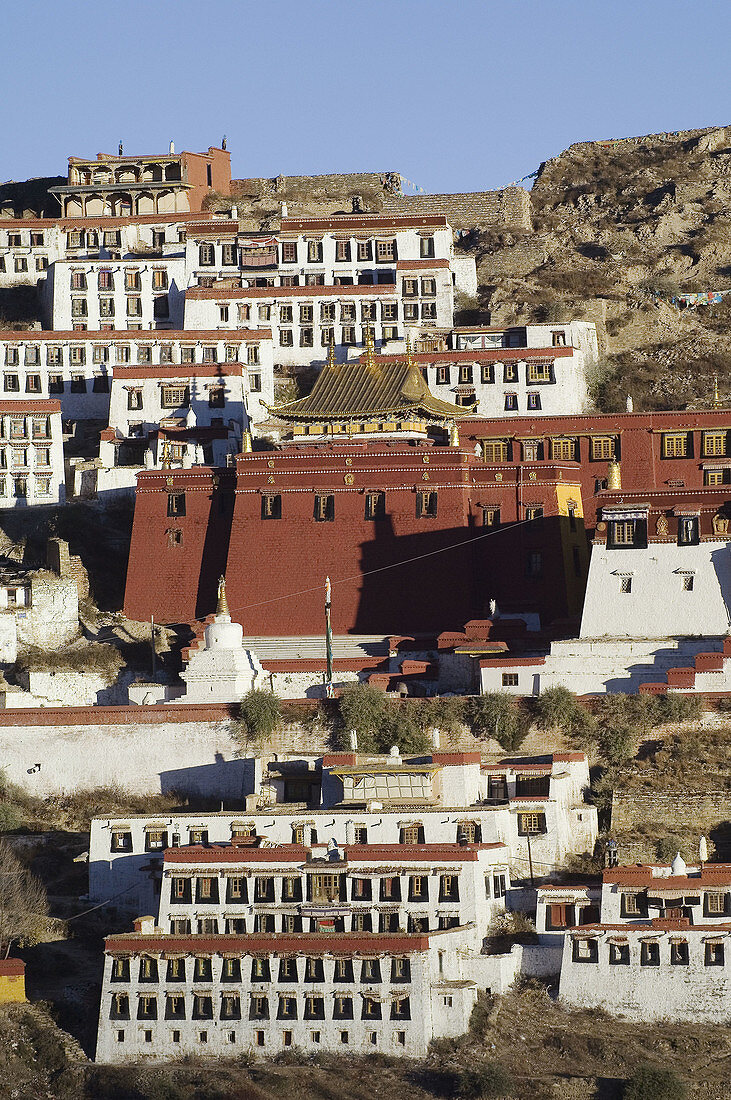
(1, 140, 731, 1069)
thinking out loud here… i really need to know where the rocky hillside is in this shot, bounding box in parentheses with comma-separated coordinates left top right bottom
(465, 125, 731, 411)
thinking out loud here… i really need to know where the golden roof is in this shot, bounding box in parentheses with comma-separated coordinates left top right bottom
(267, 344, 472, 423)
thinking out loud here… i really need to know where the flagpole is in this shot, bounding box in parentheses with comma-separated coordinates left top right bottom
(325, 576, 334, 698)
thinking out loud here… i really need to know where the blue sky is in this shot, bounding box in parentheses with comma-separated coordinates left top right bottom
(3, 0, 730, 193)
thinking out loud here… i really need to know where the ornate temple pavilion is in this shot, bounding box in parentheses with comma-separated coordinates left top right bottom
(265, 331, 473, 441)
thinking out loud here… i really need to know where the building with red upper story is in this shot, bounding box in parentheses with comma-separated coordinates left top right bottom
(458, 408, 731, 531)
(124, 344, 589, 634)
(123, 442, 588, 634)
(49, 145, 231, 218)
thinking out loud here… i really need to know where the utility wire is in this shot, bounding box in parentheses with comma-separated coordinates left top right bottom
(184, 506, 566, 625)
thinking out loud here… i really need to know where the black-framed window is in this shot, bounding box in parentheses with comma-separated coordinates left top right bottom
(416, 491, 438, 518)
(640, 941, 660, 967)
(670, 941, 689, 966)
(261, 494, 282, 520)
(365, 491, 386, 520)
(677, 516, 699, 546)
(314, 494, 335, 522)
(572, 938, 598, 963)
(167, 492, 185, 517)
(607, 518, 647, 550)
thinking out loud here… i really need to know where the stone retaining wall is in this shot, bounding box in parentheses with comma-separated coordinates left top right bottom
(383, 187, 532, 232)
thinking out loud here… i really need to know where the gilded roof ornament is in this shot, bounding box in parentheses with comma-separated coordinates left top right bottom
(216, 575, 230, 616)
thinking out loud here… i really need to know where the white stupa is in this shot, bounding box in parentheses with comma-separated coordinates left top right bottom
(180, 576, 263, 702)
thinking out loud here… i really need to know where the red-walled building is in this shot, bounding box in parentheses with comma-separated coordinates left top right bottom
(458, 409, 731, 532)
(124, 443, 588, 636)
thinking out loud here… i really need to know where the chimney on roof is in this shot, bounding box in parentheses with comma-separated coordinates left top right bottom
(169, 140, 175, 155)
(133, 916, 156, 934)
(118, 142, 123, 156)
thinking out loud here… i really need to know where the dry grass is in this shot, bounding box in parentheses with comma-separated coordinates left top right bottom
(15, 641, 124, 685)
(6, 984, 731, 1098)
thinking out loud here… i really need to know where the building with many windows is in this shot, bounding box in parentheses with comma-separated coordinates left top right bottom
(559, 858, 731, 1022)
(0, 400, 64, 506)
(95, 921, 479, 1062)
(44, 258, 186, 331)
(459, 408, 731, 532)
(156, 839, 510, 938)
(87, 750, 597, 915)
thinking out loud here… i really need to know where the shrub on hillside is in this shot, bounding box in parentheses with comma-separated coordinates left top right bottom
(238, 690, 282, 742)
(459, 1061, 515, 1098)
(655, 693, 702, 723)
(623, 1063, 686, 1100)
(532, 687, 597, 743)
(468, 694, 527, 751)
(336, 684, 388, 752)
(655, 835, 689, 863)
(594, 693, 660, 735)
(416, 696, 467, 735)
(597, 724, 635, 765)
(335, 686, 432, 754)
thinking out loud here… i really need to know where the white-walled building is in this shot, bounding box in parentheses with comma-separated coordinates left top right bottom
(0, 556, 80, 662)
(0, 330, 272, 428)
(95, 921, 478, 1063)
(0, 400, 65, 506)
(183, 282, 445, 371)
(559, 859, 731, 1022)
(44, 258, 186, 331)
(0, 213, 209, 291)
(87, 751, 597, 915)
(580, 498, 731, 639)
(155, 839, 509, 938)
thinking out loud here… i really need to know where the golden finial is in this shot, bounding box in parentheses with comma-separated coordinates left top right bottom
(449, 421, 460, 447)
(327, 337, 337, 371)
(607, 459, 622, 490)
(243, 429, 253, 453)
(216, 575, 229, 616)
(713, 373, 722, 409)
(364, 324, 378, 373)
(161, 437, 171, 469)
(405, 332, 416, 369)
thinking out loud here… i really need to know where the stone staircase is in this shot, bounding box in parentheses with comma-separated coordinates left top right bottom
(638, 636, 731, 694)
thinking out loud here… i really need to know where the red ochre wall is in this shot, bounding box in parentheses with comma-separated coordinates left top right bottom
(124, 467, 235, 623)
(459, 410, 731, 531)
(182, 147, 231, 211)
(123, 444, 585, 635)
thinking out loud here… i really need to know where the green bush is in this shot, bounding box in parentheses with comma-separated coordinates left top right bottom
(655, 693, 702, 723)
(597, 724, 635, 765)
(468, 694, 527, 751)
(417, 696, 467, 735)
(594, 693, 660, 735)
(623, 1063, 686, 1100)
(533, 687, 597, 743)
(655, 835, 688, 862)
(336, 686, 432, 754)
(337, 684, 389, 753)
(459, 1061, 514, 1098)
(238, 690, 282, 742)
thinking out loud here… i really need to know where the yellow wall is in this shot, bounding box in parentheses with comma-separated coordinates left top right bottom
(0, 973, 25, 1004)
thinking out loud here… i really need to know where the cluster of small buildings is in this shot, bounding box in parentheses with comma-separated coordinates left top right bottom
(0, 141, 601, 506)
(92, 748, 597, 1060)
(90, 749, 731, 1061)
(4, 143, 731, 1062)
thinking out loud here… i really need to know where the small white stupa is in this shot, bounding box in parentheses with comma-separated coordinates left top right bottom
(670, 851, 687, 876)
(179, 576, 263, 703)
